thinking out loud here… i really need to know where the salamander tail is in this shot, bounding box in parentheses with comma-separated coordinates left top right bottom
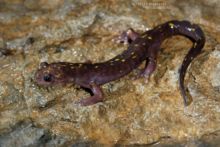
(177, 21, 205, 106)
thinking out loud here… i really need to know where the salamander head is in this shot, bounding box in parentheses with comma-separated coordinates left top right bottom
(34, 62, 67, 86)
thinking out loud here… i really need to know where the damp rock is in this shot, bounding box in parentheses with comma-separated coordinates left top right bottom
(24, 0, 64, 10)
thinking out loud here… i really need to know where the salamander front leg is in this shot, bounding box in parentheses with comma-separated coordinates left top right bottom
(142, 57, 157, 78)
(78, 83, 104, 106)
(116, 28, 140, 44)
(135, 57, 157, 82)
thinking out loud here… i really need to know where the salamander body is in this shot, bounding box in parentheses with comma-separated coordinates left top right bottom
(34, 20, 205, 106)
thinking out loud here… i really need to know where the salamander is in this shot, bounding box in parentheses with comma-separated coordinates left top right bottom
(34, 20, 205, 106)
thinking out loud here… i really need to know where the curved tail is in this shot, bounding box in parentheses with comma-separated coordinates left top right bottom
(159, 20, 205, 106)
(178, 21, 205, 106)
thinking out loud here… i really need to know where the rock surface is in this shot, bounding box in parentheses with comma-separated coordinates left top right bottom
(0, 0, 219, 146)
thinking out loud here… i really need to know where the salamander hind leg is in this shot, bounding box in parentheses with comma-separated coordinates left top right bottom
(116, 28, 140, 44)
(77, 83, 104, 106)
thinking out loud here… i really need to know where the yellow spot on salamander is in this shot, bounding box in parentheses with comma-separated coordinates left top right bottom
(71, 66, 75, 69)
(188, 27, 195, 32)
(131, 52, 135, 55)
(134, 44, 139, 47)
(132, 55, 137, 59)
(169, 23, 174, 29)
(194, 43, 197, 48)
(78, 64, 82, 68)
(141, 34, 148, 38)
(148, 36, 152, 40)
(115, 58, 120, 61)
(95, 65, 99, 68)
(121, 59, 126, 62)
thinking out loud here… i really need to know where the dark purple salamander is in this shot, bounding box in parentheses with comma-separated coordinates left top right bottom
(34, 20, 205, 106)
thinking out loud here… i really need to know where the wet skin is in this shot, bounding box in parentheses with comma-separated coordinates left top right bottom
(34, 20, 205, 106)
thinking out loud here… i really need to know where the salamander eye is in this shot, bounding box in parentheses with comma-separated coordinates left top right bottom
(43, 74, 52, 82)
